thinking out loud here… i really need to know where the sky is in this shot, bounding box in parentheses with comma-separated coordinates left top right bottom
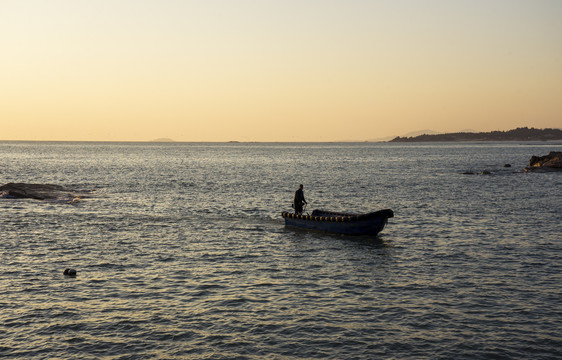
(1, 0, 561, 142)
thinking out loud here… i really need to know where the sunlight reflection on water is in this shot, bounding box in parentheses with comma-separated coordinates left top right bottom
(0, 142, 560, 359)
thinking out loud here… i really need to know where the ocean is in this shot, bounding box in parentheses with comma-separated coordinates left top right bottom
(1, 141, 560, 359)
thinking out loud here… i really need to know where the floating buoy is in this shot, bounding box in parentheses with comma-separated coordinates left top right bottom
(63, 268, 77, 276)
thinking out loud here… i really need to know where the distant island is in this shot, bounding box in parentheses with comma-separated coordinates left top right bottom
(390, 127, 562, 142)
(151, 138, 175, 142)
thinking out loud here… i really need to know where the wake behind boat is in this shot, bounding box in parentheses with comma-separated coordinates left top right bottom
(281, 209, 394, 236)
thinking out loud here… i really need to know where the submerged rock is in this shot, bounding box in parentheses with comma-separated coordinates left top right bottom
(0, 183, 88, 202)
(63, 268, 77, 276)
(525, 151, 562, 172)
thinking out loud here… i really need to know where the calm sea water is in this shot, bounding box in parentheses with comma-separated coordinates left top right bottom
(1, 141, 560, 359)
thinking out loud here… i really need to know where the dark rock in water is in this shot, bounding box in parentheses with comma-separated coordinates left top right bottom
(525, 151, 562, 172)
(504, 164, 511, 168)
(0, 183, 64, 200)
(481, 170, 492, 175)
(0, 183, 88, 202)
(63, 268, 77, 276)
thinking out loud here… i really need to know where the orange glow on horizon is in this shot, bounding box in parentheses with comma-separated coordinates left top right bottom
(1, 1, 561, 142)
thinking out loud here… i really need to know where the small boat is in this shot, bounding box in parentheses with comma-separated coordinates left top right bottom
(281, 209, 394, 236)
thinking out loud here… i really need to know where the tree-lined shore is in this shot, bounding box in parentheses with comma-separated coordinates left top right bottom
(390, 127, 562, 142)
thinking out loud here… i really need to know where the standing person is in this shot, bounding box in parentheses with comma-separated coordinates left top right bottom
(293, 184, 307, 215)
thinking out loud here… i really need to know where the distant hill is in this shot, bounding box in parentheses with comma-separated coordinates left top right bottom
(369, 129, 439, 142)
(401, 129, 439, 138)
(389, 127, 562, 142)
(151, 138, 175, 142)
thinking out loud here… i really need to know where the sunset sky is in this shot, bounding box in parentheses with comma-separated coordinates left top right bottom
(1, 0, 561, 142)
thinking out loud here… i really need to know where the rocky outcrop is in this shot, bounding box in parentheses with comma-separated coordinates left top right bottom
(0, 183, 88, 202)
(525, 151, 562, 172)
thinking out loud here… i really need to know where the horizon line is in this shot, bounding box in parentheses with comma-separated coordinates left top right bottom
(2, 127, 559, 144)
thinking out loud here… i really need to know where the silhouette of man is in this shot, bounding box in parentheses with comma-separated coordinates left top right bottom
(293, 184, 307, 214)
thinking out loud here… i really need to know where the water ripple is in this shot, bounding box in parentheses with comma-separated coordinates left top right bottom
(1, 142, 561, 359)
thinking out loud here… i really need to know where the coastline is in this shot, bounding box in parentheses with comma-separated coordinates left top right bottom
(389, 127, 562, 143)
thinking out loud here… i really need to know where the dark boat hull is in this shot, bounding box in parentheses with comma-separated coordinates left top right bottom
(281, 209, 394, 236)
